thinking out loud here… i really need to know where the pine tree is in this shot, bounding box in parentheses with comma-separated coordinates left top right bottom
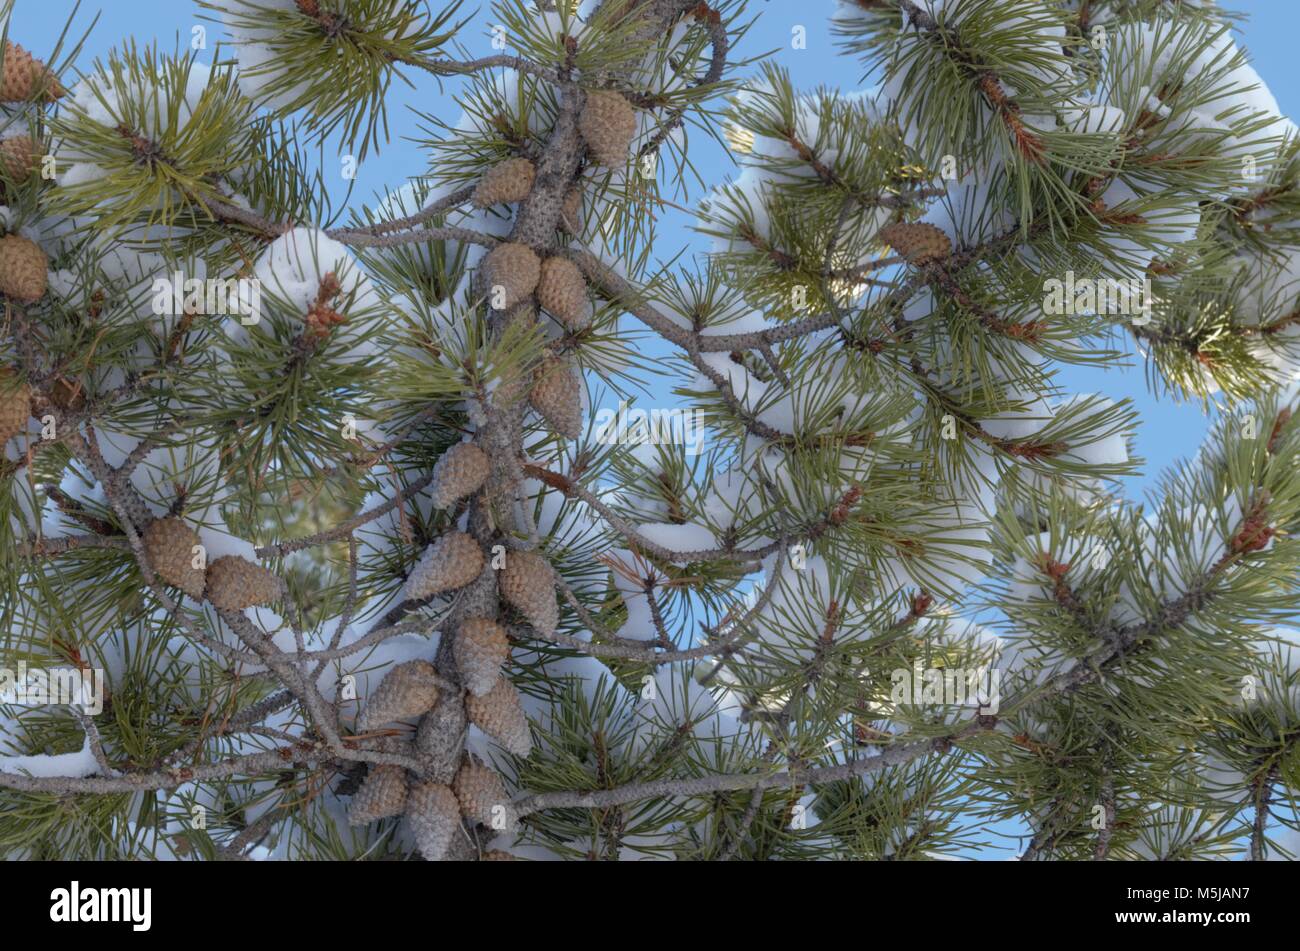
(1, 0, 1299, 863)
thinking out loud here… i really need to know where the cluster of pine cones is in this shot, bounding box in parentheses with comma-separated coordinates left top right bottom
(344, 616, 526, 861)
(2, 28, 640, 859)
(0, 40, 62, 444)
(0, 40, 60, 298)
(142, 517, 282, 611)
(0, 233, 52, 446)
(472, 87, 641, 442)
(348, 85, 641, 858)
(349, 432, 566, 856)
(367, 91, 638, 855)
(0, 38, 61, 193)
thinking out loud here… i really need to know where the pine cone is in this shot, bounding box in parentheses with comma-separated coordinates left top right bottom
(454, 616, 509, 698)
(204, 555, 282, 611)
(878, 222, 951, 265)
(579, 90, 637, 167)
(143, 518, 206, 600)
(0, 234, 48, 302)
(406, 782, 460, 861)
(0, 370, 31, 445)
(481, 242, 541, 310)
(481, 849, 517, 861)
(465, 678, 532, 757)
(0, 135, 38, 181)
(404, 532, 484, 600)
(358, 660, 441, 731)
(500, 549, 559, 637)
(529, 356, 583, 439)
(0, 42, 64, 102)
(453, 758, 517, 833)
(560, 185, 583, 233)
(429, 442, 490, 509)
(472, 157, 536, 207)
(347, 764, 409, 826)
(537, 257, 589, 331)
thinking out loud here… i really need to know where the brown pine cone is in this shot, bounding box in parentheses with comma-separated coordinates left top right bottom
(204, 555, 282, 611)
(481, 242, 541, 310)
(465, 677, 532, 757)
(472, 157, 536, 207)
(537, 257, 589, 331)
(453, 758, 517, 833)
(0, 135, 38, 181)
(579, 90, 637, 167)
(0, 369, 31, 445)
(481, 849, 517, 861)
(406, 782, 460, 861)
(358, 660, 441, 730)
(429, 442, 490, 509)
(878, 222, 952, 265)
(347, 764, 409, 826)
(0, 42, 64, 102)
(453, 616, 509, 698)
(500, 549, 559, 637)
(143, 517, 206, 600)
(404, 532, 484, 600)
(0, 234, 48, 302)
(529, 356, 583, 440)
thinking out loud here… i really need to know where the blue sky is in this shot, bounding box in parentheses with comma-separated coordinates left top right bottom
(14, 0, 1299, 502)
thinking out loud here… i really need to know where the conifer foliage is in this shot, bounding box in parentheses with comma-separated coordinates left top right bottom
(1, 0, 1299, 862)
